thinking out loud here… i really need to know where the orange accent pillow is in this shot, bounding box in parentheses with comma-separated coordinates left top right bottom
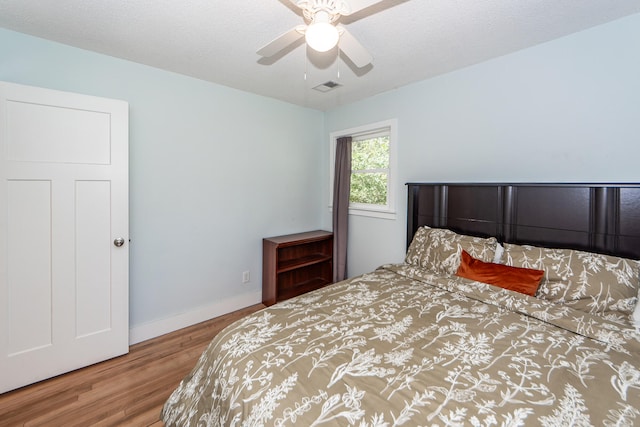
(456, 250, 544, 296)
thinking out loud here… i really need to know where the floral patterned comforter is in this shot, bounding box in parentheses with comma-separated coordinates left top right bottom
(161, 264, 640, 426)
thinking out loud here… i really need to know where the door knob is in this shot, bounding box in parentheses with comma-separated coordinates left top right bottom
(114, 238, 125, 247)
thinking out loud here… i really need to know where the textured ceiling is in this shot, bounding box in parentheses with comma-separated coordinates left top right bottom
(1, 0, 639, 111)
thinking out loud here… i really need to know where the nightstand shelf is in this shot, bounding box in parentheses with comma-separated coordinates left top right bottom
(277, 253, 333, 272)
(262, 230, 333, 306)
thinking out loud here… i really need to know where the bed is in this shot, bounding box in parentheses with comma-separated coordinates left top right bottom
(162, 183, 640, 426)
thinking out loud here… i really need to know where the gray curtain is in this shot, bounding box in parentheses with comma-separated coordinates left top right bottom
(333, 136, 352, 282)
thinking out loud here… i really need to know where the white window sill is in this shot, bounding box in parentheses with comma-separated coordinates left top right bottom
(349, 208, 397, 220)
(330, 205, 397, 220)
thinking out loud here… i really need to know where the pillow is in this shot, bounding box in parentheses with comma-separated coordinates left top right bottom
(493, 242, 505, 264)
(503, 243, 640, 320)
(405, 226, 498, 275)
(633, 280, 640, 327)
(456, 250, 544, 296)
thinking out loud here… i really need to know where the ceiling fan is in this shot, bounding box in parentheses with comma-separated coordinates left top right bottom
(257, 0, 386, 68)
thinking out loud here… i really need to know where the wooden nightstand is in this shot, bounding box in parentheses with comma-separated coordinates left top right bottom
(262, 230, 333, 306)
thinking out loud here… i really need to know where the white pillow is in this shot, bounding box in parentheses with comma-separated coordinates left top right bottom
(493, 242, 504, 264)
(633, 282, 640, 327)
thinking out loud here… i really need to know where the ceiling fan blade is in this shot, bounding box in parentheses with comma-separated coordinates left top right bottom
(342, 0, 386, 15)
(338, 27, 372, 68)
(288, 0, 307, 9)
(257, 26, 305, 57)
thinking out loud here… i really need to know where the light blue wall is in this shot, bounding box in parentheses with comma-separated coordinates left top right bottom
(3, 12, 640, 333)
(323, 13, 640, 277)
(0, 28, 324, 331)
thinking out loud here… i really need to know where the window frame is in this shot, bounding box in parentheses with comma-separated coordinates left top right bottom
(329, 119, 398, 220)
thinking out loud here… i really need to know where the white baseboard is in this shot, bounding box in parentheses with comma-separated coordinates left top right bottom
(129, 291, 262, 345)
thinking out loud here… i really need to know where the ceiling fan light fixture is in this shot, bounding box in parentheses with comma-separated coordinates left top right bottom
(258, 0, 375, 67)
(305, 12, 339, 52)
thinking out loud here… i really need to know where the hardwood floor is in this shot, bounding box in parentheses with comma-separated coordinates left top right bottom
(0, 304, 265, 427)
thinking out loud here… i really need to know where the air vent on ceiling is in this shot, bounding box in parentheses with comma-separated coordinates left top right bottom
(313, 81, 342, 93)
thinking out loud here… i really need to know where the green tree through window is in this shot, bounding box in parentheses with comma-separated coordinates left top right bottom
(350, 136, 390, 206)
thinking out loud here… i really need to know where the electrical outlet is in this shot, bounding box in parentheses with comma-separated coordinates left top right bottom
(242, 271, 250, 284)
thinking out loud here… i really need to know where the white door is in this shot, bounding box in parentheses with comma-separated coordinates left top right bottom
(0, 81, 129, 393)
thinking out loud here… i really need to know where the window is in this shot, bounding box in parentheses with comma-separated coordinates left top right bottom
(350, 132, 389, 206)
(330, 119, 397, 219)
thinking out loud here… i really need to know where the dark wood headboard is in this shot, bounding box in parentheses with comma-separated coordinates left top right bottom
(407, 183, 640, 260)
